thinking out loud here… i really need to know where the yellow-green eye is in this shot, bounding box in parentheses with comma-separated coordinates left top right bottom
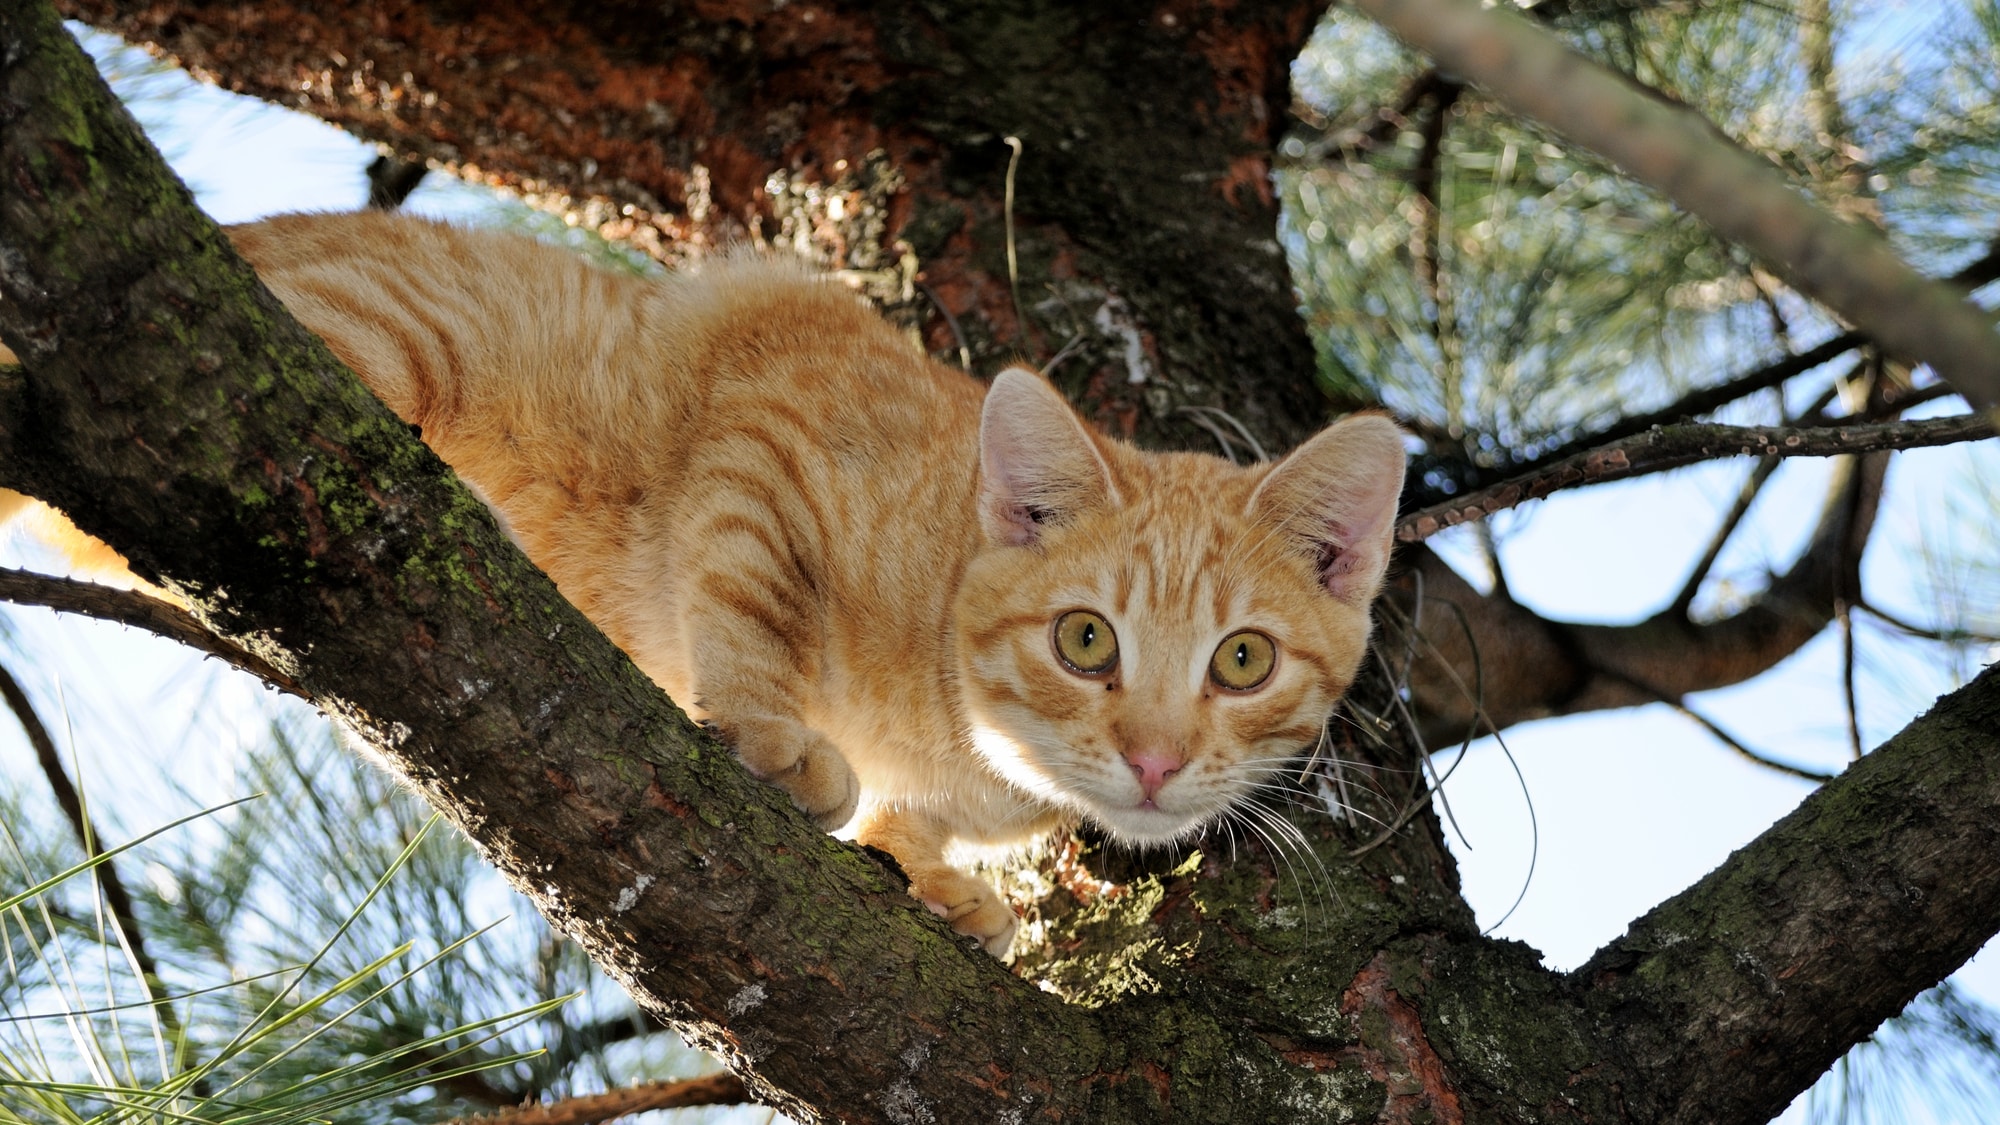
(1053, 610, 1119, 674)
(1211, 631, 1276, 691)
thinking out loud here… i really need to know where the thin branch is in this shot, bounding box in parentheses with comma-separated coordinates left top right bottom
(1867, 380, 1960, 418)
(1411, 242, 2000, 509)
(0, 567, 305, 697)
(1666, 456, 1779, 619)
(564, 1009, 672, 1052)
(1666, 696, 1836, 783)
(1510, 331, 1861, 481)
(917, 280, 972, 371)
(1348, 0, 2000, 409)
(1397, 413, 1995, 542)
(1412, 83, 1455, 329)
(1837, 598, 1863, 761)
(1855, 600, 2000, 646)
(0, 660, 189, 1044)
(1581, 656, 1838, 782)
(1295, 67, 1458, 163)
(449, 1074, 748, 1125)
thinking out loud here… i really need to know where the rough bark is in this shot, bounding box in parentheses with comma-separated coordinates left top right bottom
(9, 3, 2000, 1124)
(1577, 662, 2000, 1124)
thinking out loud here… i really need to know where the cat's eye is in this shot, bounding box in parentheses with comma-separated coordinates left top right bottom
(1052, 610, 1119, 674)
(1210, 631, 1276, 691)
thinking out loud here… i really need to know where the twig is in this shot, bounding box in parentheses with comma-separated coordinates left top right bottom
(449, 1074, 749, 1125)
(1298, 68, 1459, 164)
(0, 568, 305, 698)
(1854, 600, 2000, 646)
(0, 661, 187, 1045)
(1348, 0, 2000, 409)
(1666, 455, 1779, 619)
(1475, 520, 1510, 603)
(916, 280, 972, 371)
(1837, 598, 1863, 762)
(1666, 696, 1836, 783)
(1522, 332, 1862, 476)
(1396, 413, 1996, 543)
(1412, 83, 1457, 338)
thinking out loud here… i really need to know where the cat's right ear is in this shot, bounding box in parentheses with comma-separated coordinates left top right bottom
(978, 367, 1121, 546)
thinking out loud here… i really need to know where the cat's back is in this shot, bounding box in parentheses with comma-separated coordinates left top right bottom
(233, 212, 980, 486)
(231, 211, 986, 656)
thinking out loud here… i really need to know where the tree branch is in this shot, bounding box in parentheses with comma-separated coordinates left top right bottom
(0, 567, 305, 697)
(1664, 455, 1779, 620)
(450, 1074, 748, 1125)
(1665, 695, 1835, 783)
(1396, 412, 1994, 543)
(1407, 239, 1998, 510)
(1576, 664, 2000, 1124)
(1348, 0, 2000, 410)
(1399, 442, 1891, 743)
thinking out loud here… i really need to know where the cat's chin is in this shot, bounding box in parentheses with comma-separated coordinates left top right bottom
(1087, 803, 1208, 846)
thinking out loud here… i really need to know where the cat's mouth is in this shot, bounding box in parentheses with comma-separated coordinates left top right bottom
(1090, 797, 1209, 844)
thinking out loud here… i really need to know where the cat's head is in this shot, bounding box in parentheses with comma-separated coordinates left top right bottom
(952, 368, 1405, 844)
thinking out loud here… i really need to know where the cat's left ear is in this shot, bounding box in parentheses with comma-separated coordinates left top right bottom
(1247, 414, 1406, 603)
(979, 367, 1122, 547)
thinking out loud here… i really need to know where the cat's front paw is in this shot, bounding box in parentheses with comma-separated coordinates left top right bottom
(724, 715, 860, 830)
(912, 868, 1018, 957)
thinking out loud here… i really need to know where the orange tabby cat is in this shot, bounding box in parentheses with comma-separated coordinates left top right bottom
(5, 212, 1406, 955)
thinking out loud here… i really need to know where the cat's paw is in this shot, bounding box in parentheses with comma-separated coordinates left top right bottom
(726, 716, 860, 830)
(912, 868, 1018, 957)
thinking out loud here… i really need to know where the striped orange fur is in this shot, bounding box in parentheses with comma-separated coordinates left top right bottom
(8, 211, 1408, 956)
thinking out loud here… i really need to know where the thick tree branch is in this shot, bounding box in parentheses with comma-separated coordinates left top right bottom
(1395, 413, 1994, 543)
(1348, 0, 2000, 410)
(59, 0, 1335, 453)
(1576, 664, 2000, 1124)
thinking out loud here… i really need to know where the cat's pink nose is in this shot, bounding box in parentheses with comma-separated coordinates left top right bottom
(1125, 750, 1183, 801)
